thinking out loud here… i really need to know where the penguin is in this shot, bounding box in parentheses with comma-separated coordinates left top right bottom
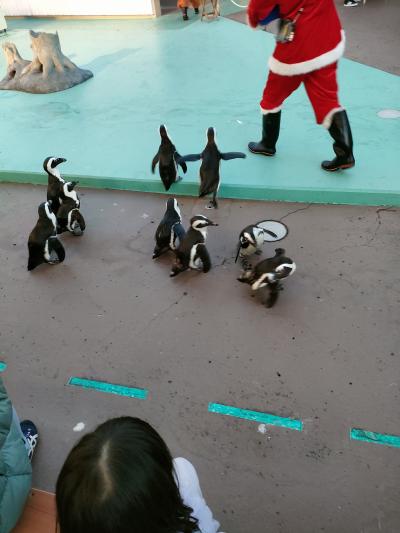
(153, 197, 186, 259)
(179, 127, 246, 209)
(151, 125, 187, 191)
(57, 181, 86, 236)
(170, 215, 218, 277)
(235, 224, 266, 264)
(44, 156, 66, 213)
(237, 248, 296, 308)
(27, 201, 66, 271)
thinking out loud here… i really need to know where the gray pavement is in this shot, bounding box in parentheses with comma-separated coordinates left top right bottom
(1, 184, 399, 533)
(226, 0, 400, 75)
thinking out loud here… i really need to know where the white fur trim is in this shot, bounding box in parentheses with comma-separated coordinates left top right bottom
(269, 30, 346, 76)
(260, 105, 282, 115)
(322, 107, 344, 129)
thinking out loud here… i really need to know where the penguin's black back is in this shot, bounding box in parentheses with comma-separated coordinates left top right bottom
(175, 227, 204, 267)
(199, 143, 221, 197)
(156, 127, 178, 191)
(155, 207, 181, 246)
(28, 204, 56, 245)
(47, 175, 64, 212)
(254, 249, 292, 276)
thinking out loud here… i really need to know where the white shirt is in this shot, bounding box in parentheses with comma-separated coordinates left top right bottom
(173, 458, 224, 533)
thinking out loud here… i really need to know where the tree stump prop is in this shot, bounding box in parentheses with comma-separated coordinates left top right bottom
(0, 30, 93, 93)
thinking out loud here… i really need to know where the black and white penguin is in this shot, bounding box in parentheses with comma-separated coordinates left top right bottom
(57, 181, 86, 236)
(180, 127, 246, 209)
(235, 224, 266, 263)
(153, 198, 186, 259)
(151, 125, 187, 191)
(27, 201, 66, 271)
(44, 156, 66, 213)
(237, 248, 296, 307)
(170, 215, 218, 277)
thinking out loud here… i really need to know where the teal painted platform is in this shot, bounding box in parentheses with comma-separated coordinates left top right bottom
(0, 13, 399, 205)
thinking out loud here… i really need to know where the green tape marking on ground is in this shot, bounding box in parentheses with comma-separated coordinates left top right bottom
(68, 377, 148, 400)
(350, 428, 400, 449)
(0, 362, 7, 372)
(208, 402, 303, 431)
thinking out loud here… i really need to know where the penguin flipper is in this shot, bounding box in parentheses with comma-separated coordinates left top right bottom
(179, 153, 202, 163)
(196, 244, 211, 273)
(263, 229, 278, 239)
(174, 152, 187, 174)
(173, 223, 186, 243)
(27, 243, 44, 271)
(151, 153, 159, 174)
(220, 152, 247, 161)
(234, 241, 242, 263)
(74, 210, 86, 233)
(56, 219, 68, 234)
(48, 238, 66, 263)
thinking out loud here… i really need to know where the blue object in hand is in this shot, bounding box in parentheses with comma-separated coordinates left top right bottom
(259, 5, 280, 25)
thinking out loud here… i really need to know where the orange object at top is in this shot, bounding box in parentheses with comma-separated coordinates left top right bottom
(177, 0, 201, 7)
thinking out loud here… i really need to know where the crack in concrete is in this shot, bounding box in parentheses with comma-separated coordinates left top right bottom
(136, 292, 186, 336)
(279, 204, 312, 222)
(366, 206, 397, 245)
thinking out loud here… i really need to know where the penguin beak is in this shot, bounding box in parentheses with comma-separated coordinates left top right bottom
(208, 221, 218, 226)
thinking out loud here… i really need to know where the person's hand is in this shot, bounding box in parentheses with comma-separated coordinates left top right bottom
(247, 4, 259, 28)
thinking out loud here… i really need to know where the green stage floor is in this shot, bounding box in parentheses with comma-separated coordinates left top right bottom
(0, 14, 399, 205)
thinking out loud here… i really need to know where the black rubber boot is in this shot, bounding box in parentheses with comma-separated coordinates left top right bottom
(182, 7, 188, 20)
(194, 7, 199, 14)
(248, 111, 281, 156)
(321, 110, 355, 171)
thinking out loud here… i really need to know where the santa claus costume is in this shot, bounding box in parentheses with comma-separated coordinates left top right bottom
(247, 0, 355, 171)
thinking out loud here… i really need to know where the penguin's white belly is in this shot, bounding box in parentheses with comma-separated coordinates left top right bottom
(189, 244, 202, 269)
(255, 230, 264, 248)
(44, 238, 59, 263)
(44, 240, 51, 262)
(241, 243, 257, 257)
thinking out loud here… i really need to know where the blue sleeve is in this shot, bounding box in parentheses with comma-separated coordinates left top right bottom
(259, 5, 280, 25)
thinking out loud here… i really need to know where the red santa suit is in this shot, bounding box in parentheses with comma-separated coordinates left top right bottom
(247, 0, 345, 127)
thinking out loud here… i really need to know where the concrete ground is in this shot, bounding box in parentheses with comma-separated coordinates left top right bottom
(1, 183, 399, 533)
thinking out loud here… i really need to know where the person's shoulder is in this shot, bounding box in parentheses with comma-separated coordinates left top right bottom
(173, 457, 201, 490)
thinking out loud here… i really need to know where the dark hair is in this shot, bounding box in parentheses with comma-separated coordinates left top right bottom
(56, 417, 199, 533)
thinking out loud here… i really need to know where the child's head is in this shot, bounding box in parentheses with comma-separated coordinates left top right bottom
(56, 417, 198, 533)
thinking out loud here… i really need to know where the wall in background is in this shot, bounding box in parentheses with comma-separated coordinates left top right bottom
(0, 0, 156, 16)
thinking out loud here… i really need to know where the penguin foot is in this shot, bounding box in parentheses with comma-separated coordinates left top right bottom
(175, 176, 183, 183)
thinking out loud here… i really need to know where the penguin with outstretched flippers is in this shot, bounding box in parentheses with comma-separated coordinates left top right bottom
(151, 125, 187, 191)
(153, 198, 186, 259)
(170, 215, 217, 277)
(179, 127, 246, 209)
(57, 181, 86, 236)
(27, 201, 66, 271)
(44, 156, 66, 213)
(237, 248, 296, 308)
